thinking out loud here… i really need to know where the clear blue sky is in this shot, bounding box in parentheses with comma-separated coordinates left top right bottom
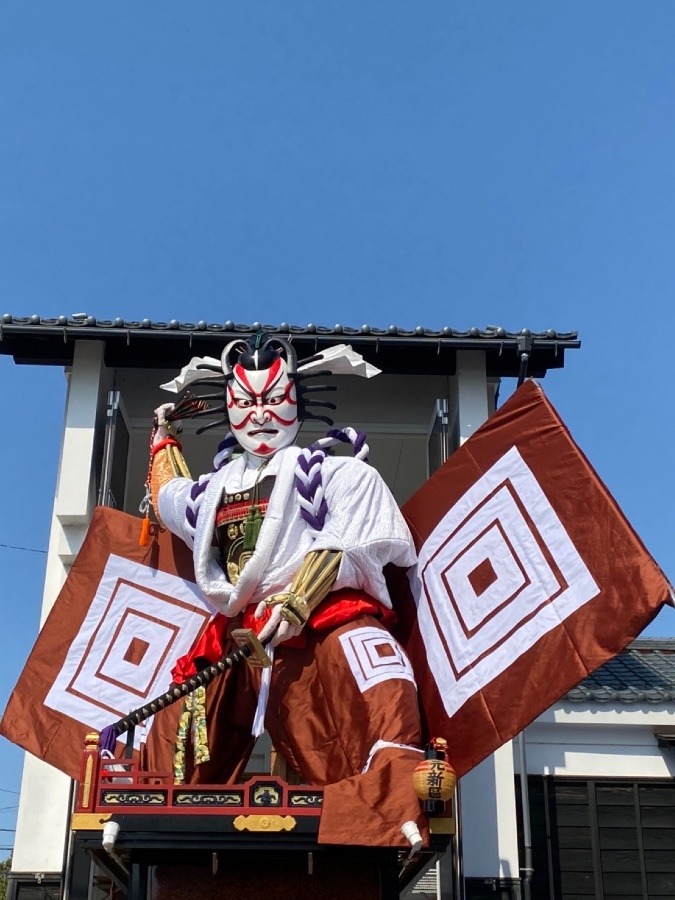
(1, 1, 674, 843)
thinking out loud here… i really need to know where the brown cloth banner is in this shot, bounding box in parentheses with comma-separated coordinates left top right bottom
(0, 508, 209, 780)
(394, 379, 673, 777)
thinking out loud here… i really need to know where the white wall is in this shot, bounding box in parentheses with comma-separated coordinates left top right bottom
(520, 707, 675, 779)
(13, 342, 107, 876)
(460, 743, 521, 880)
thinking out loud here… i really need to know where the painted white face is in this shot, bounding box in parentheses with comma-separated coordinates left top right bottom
(227, 357, 301, 458)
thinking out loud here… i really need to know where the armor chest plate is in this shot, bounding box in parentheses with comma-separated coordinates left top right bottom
(215, 476, 275, 585)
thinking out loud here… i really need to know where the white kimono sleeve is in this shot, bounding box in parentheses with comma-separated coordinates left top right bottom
(311, 457, 416, 608)
(157, 477, 198, 548)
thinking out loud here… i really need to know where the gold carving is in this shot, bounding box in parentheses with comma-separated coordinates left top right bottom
(175, 792, 243, 806)
(227, 561, 240, 585)
(233, 815, 296, 832)
(289, 793, 323, 807)
(101, 791, 166, 805)
(71, 812, 112, 831)
(81, 754, 93, 808)
(267, 549, 342, 627)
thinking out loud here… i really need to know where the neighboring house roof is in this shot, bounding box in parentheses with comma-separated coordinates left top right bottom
(0, 314, 579, 377)
(567, 639, 675, 704)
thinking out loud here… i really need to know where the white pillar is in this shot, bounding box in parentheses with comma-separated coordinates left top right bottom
(460, 742, 521, 880)
(454, 351, 519, 883)
(13, 341, 106, 877)
(455, 350, 490, 445)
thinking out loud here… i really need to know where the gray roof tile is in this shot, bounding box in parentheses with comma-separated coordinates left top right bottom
(0, 313, 578, 342)
(566, 640, 675, 704)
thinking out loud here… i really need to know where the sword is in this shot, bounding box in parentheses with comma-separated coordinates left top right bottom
(98, 629, 271, 755)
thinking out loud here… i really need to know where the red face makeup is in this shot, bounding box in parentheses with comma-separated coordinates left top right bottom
(227, 357, 301, 458)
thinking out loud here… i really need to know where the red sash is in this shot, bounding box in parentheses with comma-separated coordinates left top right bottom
(171, 589, 396, 684)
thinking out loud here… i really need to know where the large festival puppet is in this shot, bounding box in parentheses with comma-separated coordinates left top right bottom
(4, 325, 667, 867)
(145, 331, 430, 847)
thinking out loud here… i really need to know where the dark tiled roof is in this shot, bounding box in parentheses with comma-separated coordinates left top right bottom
(0, 313, 578, 341)
(0, 314, 580, 377)
(566, 640, 675, 705)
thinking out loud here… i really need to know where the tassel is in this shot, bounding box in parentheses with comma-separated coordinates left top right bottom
(139, 514, 151, 547)
(173, 689, 210, 784)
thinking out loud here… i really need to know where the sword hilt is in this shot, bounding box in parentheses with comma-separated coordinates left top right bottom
(99, 629, 271, 750)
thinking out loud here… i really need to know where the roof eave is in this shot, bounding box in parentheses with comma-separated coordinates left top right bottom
(0, 318, 580, 378)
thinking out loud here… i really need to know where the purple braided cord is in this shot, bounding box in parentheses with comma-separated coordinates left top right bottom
(325, 428, 368, 461)
(294, 449, 328, 530)
(294, 428, 369, 531)
(213, 433, 239, 470)
(185, 433, 239, 538)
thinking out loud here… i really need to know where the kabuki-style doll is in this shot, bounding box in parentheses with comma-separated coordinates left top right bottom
(148, 333, 427, 847)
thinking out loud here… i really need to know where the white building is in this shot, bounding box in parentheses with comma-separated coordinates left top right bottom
(433, 638, 675, 900)
(3, 314, 672, 900)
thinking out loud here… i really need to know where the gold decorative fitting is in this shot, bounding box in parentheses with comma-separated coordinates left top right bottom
(71, 812, 112, 831)
(81, 755, 94, 808)
(429, 816, 456, 835)
(233, 814, 296, 832)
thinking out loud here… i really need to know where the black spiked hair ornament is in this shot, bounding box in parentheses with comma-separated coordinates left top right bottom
(181, 330, 338, 435)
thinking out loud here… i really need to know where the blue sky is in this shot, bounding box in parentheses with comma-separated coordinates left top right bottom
(1, 1, 674, 843)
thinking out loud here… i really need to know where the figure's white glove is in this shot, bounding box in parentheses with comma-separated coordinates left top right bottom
(254, 599, 303, 648)
(153, 403, 178, 445)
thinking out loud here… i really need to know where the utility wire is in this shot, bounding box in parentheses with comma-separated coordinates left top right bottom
(0, 542, 47, 555)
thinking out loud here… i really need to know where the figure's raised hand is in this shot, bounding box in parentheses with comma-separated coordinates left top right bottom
(153, 403, 178, 444)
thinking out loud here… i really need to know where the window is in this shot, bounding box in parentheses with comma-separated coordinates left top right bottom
(9, 878, 61, 900)
(516, 777, 675, 899)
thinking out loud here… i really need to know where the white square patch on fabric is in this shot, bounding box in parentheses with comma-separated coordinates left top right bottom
(339, 626, 416, 694)
(411, 446, 599, 718)
(45, 554, 212, 746)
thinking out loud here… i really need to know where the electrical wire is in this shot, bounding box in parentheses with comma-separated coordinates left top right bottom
(0, 542, 47, 555)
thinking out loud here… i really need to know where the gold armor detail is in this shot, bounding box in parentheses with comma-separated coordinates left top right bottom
(267, 549, 343, 628)
(150, 442, 191, 527)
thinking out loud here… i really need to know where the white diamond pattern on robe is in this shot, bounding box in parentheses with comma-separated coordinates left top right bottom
(45, 554, 212, 747)
(339, 626, 416, 694)
(410, 446, 599, 718)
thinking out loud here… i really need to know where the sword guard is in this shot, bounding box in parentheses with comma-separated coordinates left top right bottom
(231, 628, 272, 668)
